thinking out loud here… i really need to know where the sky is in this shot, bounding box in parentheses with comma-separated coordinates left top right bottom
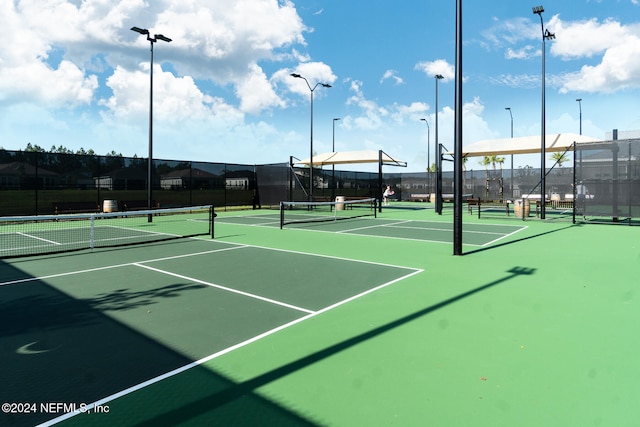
(1, 0, 640, 172)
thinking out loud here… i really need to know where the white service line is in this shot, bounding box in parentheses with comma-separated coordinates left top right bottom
(337, 219, 412, 234)
(0, 245, 248, 287)
(133, 263, 316, 315)
(17, 232, 62, 245)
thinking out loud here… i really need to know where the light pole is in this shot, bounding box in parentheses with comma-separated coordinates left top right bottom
(576, 98, 582, 135)
(290, 73, 332, 202)
(332, 117, 340, 200)
(131, 26, 172, 222)
(434, 74, 444, 214)
(420, 118, 431, 196)
(532, 6, 555, 219)
(505, 107, 514, 198)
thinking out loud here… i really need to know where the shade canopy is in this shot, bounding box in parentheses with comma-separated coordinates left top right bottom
(452, 133, 599, 157)
(296, 150, 407, 167)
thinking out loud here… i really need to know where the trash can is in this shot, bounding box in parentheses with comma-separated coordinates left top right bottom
(514, 199, 530, 218)
(103, 200, 118, 213)
(335, 196, 345, 211)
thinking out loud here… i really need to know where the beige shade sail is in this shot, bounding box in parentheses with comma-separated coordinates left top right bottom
(449, 133, 599, 157)
(296, 150, 407, 167)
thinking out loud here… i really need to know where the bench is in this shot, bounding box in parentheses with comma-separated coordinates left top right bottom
(53, 202, 101, 215)
(467, 198, 510, 218)
(442, 193, 473, 203)
(410, 193, 430, 202)
(535, 199, 574, 216)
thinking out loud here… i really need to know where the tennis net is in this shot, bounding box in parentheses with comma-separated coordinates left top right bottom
(0, 205, 214, 258)
(280, 197, 377, 228)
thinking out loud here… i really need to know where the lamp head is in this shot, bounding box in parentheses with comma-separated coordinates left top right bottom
(334, 117, 341, 121)
(544, 29, 556, 40)
(131, 26, 149, 35)
(435, 74, 444, 80)
(576, 98, 582, 102)
(320, 83, 332, 88)
(532, 6, 544, 15)
(290, 73, 302, 78)
(155, 34, 172, 43)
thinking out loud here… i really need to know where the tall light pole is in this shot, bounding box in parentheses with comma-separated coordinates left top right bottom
(131, 26, 172, 222)
(532, 6, 555, 219)
(290, 73, 332, 202)
(420, 118, 431, 196)
(332, 117, 340, 200)
(435, 74, 444, 214)
(505, 107, 514, 198)
(576, 98, 583, 135)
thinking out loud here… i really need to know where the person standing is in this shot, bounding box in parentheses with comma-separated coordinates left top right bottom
(575, 181, 589, 216)
(383, 185, 395, 206)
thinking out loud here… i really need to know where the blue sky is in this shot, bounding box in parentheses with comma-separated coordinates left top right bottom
(1, 0, 639, 172)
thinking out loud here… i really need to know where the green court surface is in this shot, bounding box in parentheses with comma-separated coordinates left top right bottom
(1, 203, 640, 426)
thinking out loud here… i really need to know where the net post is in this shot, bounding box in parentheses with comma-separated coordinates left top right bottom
(210, 205, 215, 239)
(279, 202, 284, 229)
(90, 214, 95, 250)
(374, 198, 377, 218)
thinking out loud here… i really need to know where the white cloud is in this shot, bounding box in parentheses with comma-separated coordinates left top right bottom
(380, 70, 404, 85)
(343, 80, 388, 131)
(550, 17, 640, 93)
(100, 64, 244, 125)
(391, 102, 429, 124)
(0, 0, 309, 115)
(483, 14, 640, 94)
(505, 45, 536, 60)
(287, 62, 337, 98)
(414, 59, 455, 81)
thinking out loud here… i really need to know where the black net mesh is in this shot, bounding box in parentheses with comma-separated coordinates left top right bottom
(575, 139, 640, 222)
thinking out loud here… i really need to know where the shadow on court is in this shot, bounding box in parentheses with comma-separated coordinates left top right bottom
(135, 266, 536, 426)
(0, 260, 319, 427)
(463, 223, 576, 256)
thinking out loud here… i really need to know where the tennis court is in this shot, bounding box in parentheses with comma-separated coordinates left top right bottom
(2, 203, 640, 426)
(216, 202, 526, 247)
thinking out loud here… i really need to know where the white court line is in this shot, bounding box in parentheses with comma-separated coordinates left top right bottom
(481, 225, 528, 247)
(0, 245, 248, 287)
(17, 232, 62, 246)
(133, 263, 315, 315)
(337, 219, 412, 234)
(37, 266, 422, 427)
(11, 237, 423, 426)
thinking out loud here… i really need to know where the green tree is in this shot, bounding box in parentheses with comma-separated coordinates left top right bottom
(550, 151, 569, 167)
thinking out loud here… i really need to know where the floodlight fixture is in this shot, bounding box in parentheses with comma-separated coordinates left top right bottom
(332, 117, 341, 199)
(576, 98, 583, 135)
(131, 26, 149, 35)
(131, 26, 172, 221)
(505, 107, 514, 197)
(155, 34, 172, 43)
(434, 74, 444, 214)
(421, 118, 431, 194)
(531, 4, 555, 219)
(289, 73, 332, 201)
(532, 6, 544, 14)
